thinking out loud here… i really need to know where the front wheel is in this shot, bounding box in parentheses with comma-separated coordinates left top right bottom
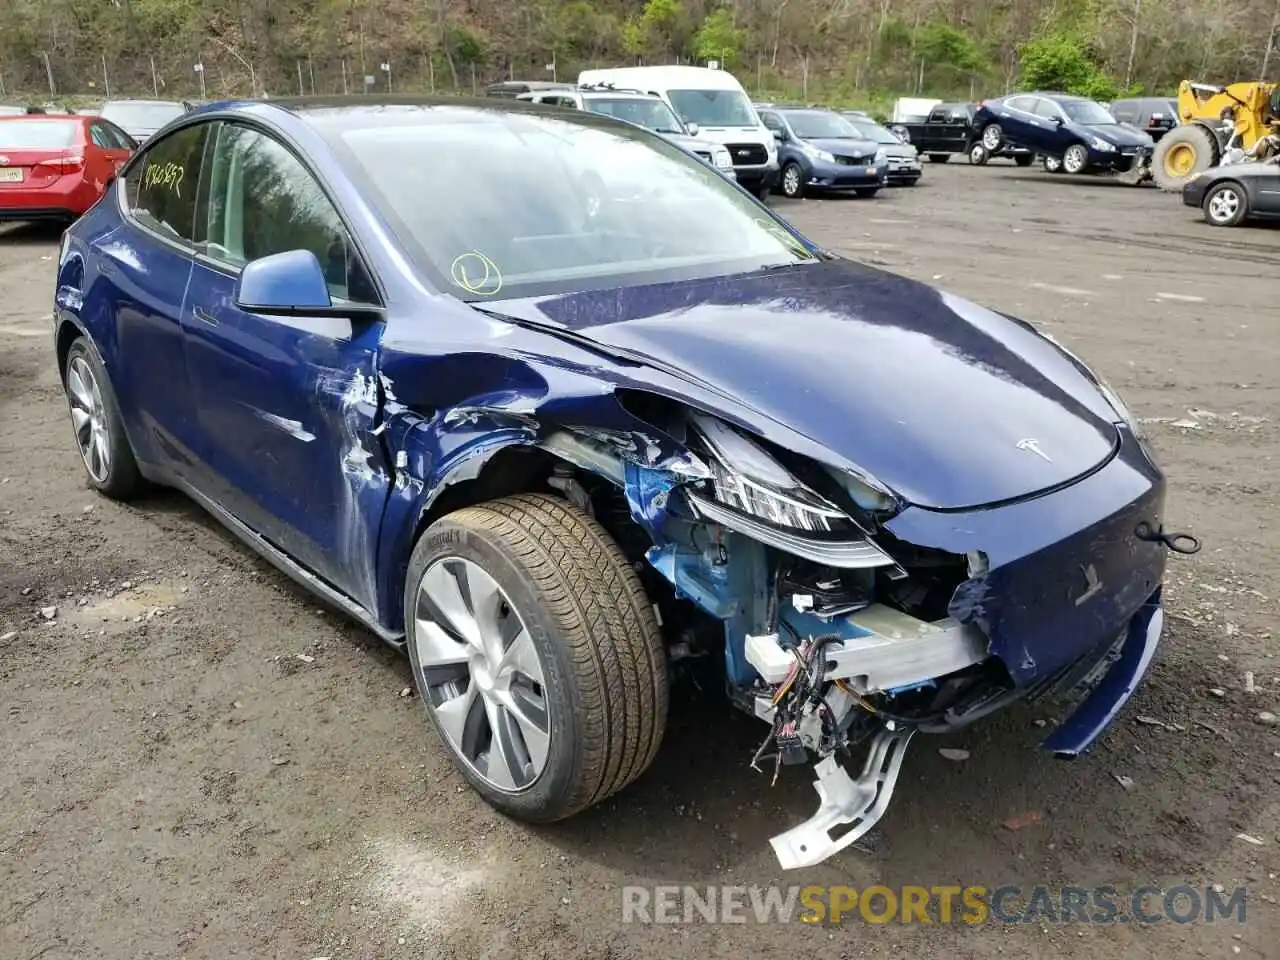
(981, 123, 1003, 151)
(406, 493, 669, 823)
(968, 142, 989, 165)
(1203, 181, 1248, 227)
(854, 187, 880, 198)
(1063, 144, 1090, 174)
(779, 162, 804, 199)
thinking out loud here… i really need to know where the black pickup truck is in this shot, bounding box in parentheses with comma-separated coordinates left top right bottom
(895, 101, 1034, 166)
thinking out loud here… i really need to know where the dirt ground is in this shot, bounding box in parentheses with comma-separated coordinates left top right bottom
(2, 159, 1279, 960)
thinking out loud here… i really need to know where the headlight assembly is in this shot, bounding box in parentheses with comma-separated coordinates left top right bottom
(684, 414, 899, 570)
(801, 143, 835, 164)
(1089, 137, 1116, 152)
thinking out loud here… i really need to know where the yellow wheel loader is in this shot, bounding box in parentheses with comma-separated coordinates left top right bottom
(1151, 80, 1280, 191)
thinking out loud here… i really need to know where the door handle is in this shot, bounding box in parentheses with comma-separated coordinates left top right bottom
(193, 305, 218, 326)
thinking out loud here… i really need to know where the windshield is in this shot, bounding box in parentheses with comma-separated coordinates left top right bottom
(585, 97, 685, 135)
(0, 120, 78, 148)
(667, 89, 756, 127)
(848, 119, 901, 144)
(332, 110, 814, 301)
(785, 112, 862, 139)
(101, 102, 184, 130)
(1061, 100, 1116, 125)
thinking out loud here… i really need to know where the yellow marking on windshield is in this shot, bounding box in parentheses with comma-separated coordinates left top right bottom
(754, 217, 812, 257)
(451, 250, 504, 296)
(144, 161, 185, 197)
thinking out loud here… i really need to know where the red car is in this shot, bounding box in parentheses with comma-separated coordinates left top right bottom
(0, 114, 136, 223)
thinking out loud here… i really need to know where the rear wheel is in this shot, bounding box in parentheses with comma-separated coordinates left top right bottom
(62, 337, 144, 500)
(927, 153, 950, 163)
(981, 123, 1003, 151)
(1062, 144, 1090, 174)
(1202, 181, 1248, 227)
(1152, 124, 1219, 192)
(967, 142, 989, 165)
(406, 493, 668, 822)
(780, 161, 805, 199)
(1043, 154, 1063, 174)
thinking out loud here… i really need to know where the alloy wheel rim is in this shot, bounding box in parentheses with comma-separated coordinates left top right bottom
(970, 145, 984, 162)
(783, 165, 800, 195)
(983, 126, 1000, 149)
(1065, 147, 1086, 173)
(66, 356, 110, 483)
(1209, 189, 1240, 222)
(414, 557, 551, 793)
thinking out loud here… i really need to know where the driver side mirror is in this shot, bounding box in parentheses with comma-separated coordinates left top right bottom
(1051, 116, 1065, 125)
(686, 121, 700, 137)
(772, 128, 784, 141)
(234, 249, 381, 320)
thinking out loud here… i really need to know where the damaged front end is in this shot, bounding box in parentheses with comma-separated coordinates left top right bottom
(482, 386, 1193, 871)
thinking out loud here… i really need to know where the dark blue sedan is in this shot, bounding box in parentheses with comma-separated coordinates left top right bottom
(974, 93, 1154, 179)
(53, 96, 1192, 870)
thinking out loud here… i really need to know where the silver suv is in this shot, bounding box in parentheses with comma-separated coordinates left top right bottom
(518, 85, 737, 179)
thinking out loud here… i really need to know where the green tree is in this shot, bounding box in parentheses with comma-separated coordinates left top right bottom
(694, 7, 744, 67)
(915, 22, 985, 73)
(1018, 32, 1119, 99)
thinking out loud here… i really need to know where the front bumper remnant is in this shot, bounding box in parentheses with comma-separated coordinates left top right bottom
(770, 726, 915, 870)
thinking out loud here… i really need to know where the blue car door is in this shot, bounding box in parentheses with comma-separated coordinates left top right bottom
(92, 121, 212, 478)
(180, 120, 389, 611)
(1029, 97, 1070, 154)
(994, 96, 1041, 149)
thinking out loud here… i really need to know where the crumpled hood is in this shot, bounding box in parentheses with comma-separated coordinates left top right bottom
(485, 259, 1122, 510)
(1076, 123, 1154, 148)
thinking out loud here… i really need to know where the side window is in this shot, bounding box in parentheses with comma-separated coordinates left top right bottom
(124, 122, 209, 243)
(201, 123, 375, 303)
(104, 122, 137, 150)
(760, 111, 785, 135)
(1006, 96, 1033, 113)
(89, 123, 113, 149)
(1032, 99, 1061, 120)
(926, 108, 948, 123)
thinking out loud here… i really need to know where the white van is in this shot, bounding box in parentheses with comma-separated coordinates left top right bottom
(577, 65, 778, 197)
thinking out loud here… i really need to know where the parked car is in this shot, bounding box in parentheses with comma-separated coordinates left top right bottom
(757, 107, 886, 198)
(1183, 159, 1280, 226)
(99, 99, 191, 142)
(517, 85, 736, 178)
(577, 66, 779, 198)
(53, 95, 1190, 872)
(897, 101, 1034, 165)
(974, 93, 1154, 177)
(0, 114, 135, 223)
(485, 81, 574, 100)
(1108, 97, 1180, 141)
(841, 114, 921, 184)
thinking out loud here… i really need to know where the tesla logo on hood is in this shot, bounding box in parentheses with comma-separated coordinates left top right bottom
(1016, 438, 1052, 462)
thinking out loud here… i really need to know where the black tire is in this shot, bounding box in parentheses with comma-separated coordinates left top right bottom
(62, 336, 144, 500)
(406, 493, 669, 823)
(1043, 154, 1064, 174)
(927, 154, 950, 163)
(779, 161, 804, 199)
(1152, 124, 1220, 192)
(967, 142, 989, 165)
(854, 187, 880, 198)
(1063, 143, 1090, 175)
(1202, 181, 1249, 227)
(1014, 153, 1035, 167)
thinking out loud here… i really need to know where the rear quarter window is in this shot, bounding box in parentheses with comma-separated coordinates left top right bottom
(124, 122, 209, 244)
